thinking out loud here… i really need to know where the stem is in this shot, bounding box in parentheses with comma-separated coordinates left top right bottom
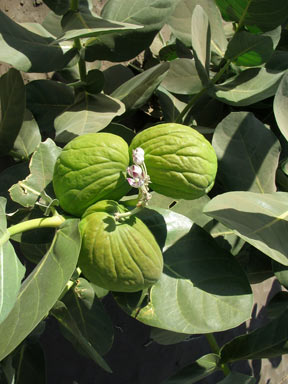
(1, 215, 65, 247)
(174, 87, 207, 124)
(115, 206, 143, 221)
(205, 334, 231, 376)
(174, 59, 231, 124)
(74, 38, 87, 82)
(70, 0, 78, 11)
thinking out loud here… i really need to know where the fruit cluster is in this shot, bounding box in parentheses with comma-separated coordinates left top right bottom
(52, 124, 218, 292)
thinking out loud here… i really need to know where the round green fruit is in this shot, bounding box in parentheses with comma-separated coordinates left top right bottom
(53, 133, 131, 217)
(78, 200, 163, 293)
(129, 123, 217, 200)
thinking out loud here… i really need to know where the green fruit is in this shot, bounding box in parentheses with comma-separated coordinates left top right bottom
(53, 133, 131, 217)
(130, 123, 217, 200)
(78, 200, 163, 293)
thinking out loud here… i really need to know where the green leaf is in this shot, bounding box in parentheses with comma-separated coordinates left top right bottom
(111, 63, 170, 110)
(59, 10, 141, 41)
(84, 0, 178, 62)
(220, 308, 288, 363)
(62, 278, 114, 356)
(274, 72, 288, 142)
(225, 28, 281, 67)
(85, 69, 105, 94)
(273, 261, 288, 289)
(215, 0, 288, 33)
(211, 63, 286, 106)
(0, 198, 25, 325)
(150, 328, 191, 345)
(204, 191, 288, 266)
(163, 354, 220, 384)
(121, 210, 253, 334)
(168, 0, 227, 57)
(0, 68, 25, 156)
(103, 64, 134, 95)
(156, 87, 187, 122)
(0, 218, 81, 361)
(54, 92, 125, 143)
(191, 5, 210, 84)
(160, 59, 202, 95)
(101, 123, 135, 145)
(217, 372, 256, 384)
(266, 291, 288, 320)
(43, 0, 70, 15)
(0, 11, 77, 72)
(212, 111, 281, 193)
(51, 301, 112, 372)
(9, 139, 62, 208)
(13, 110, 41, 160)
(26, 80, 74, 136)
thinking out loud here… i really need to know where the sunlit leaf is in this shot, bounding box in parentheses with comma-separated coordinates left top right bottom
(13, 110, 41, 160)
(111, 63, 169, 110)
(0, 197, 25, 325)
(163, 354, 220, 383)
(55, 92, 125, 143)
(168, 0, 227, 57)
(85, 0, 178, 62)
(0, 219, 81, 361)
(216, 0, 288, 32)
(9, 139, 61, 207)
(160, 59, 202, 95)
(0, 11, 77, 72)
(212, 111, 280, 193)
(204, 191, 288, 266)
(274, 72, 288, 142)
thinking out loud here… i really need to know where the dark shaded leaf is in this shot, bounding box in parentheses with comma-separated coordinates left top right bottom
(0, 69, 25, 156)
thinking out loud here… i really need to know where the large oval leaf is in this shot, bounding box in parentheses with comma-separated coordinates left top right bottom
(220, 308, 288, 363)
(118, 209, 253, 334)
(212, 111, 280, 193)
(0, 11, 77, 72)
(168, 0, 227, 57)
(0, 198, 25, 325)
(84, 0, 177, 62)
(204, 192, 288, 266)
(0, 69, 25, 156)
(9, 139, 61, 208)
(274, 71, 288, 142)
(111, 63, 169, 110)
(216, 0, 288, 32)
(54, 93, 125, 143)
(0, 218, 81, 361)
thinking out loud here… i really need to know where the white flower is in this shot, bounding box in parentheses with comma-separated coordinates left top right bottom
(126, 165, 144, 179)
(127, 177, 145, 188)
(132, 147, 145, 165)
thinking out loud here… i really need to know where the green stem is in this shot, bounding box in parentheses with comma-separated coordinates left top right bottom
(70, 0, 79, 11)
(1, 215, 65, 247)
(174, 59, 231, 124)
(205, 334, 231, 376)
(174, 87, 207, 124)
(74, 38, 87, 82)
(115, 206, 143, 220)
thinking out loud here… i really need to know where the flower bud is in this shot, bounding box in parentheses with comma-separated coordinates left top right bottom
(127, 177, 145, 188)
(132, 147, 145, 165)
(127, 165, 143, 179)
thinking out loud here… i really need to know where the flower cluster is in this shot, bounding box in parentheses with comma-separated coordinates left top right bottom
(126, 147, 151, 207)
